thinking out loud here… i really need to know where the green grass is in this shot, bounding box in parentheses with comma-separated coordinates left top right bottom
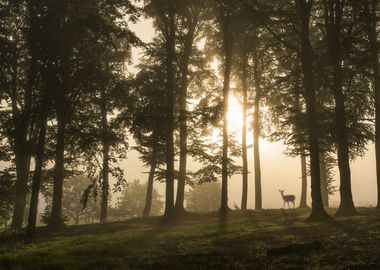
(1, 208, 380, 270)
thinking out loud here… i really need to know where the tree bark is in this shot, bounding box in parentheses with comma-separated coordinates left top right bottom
(252, 27, 262, 210)
(319, 152, 329, 207)
(322, 0, 357, 216)
(12, 150, 31, 230)
(297, 0, 331, 222)
(49, 112, 66, 230)
(299, 153, 308, 208)
(241, 43, 248, 211)
(220, 20, 233, 215)
(25, 111, 47, 243)
(10, 12, 35, 229)
(364, 0, 380, 208)
(143, 161, 157, 217)
(175, 16, 196, 215)
(48, 0, 69, 230)
(163, 0, 176, 221)
(100, 88, 109, 223)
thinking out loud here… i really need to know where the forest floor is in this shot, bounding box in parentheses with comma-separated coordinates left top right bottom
(1, 208, 380, 270)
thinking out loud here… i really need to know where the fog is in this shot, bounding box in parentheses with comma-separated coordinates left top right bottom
(120, 18, 378, 210)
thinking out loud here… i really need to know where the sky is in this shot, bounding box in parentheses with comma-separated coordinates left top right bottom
(121, 17, 378, 209)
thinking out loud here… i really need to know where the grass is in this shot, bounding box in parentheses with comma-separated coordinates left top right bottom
(1, 208, 380, 269)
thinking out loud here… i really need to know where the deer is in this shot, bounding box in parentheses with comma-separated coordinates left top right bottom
(279, 190, 296, 208)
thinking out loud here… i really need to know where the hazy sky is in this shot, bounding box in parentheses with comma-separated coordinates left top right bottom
(122, 18, 378, 209)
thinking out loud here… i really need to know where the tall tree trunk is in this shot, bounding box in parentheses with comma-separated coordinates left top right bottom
(163, 0, 176, 220)
(49, 112, 66, 230)
(334, 91, 356, 215)
(10, 11, 35, 229)
(364, 0, 380, 208)
(220, 23, 233, 215)
(100, 88, 109, 223)
(252, 27, 262, 210)
(322, 0, 357, 216)
(49, 0, 70, 229)
(319, 152, 329, 207)
(143, 161, 157, 217)
(241, 43, 248, 211)
(299, 153, 308, 208)
(297, 0, 331, 222)
(25, 112, 47, 243)
(175, 18, 196, 214)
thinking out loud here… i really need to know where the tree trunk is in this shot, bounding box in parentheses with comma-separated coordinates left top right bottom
(49, 112, 66, 230)
(252, 27, 262, 210)
(364, 0, 380, 208)
(322, 0, 357, 216)
(163, 0, 176, 221)
(11, 151, 31, 230)
(299, 153, 308, 208)
(333, 73, 356, 216)
(297, 0, 331, 222)
(241, 43, 248, 211)
(175, 18, 196, 215)
(220, 23, 233, 215)
(143, 161, 157, 217)
(319, 152, 329, 207)
(25, 112, 47, 243)
(100, 88, 109, 223)
(10, 18, 34, 229)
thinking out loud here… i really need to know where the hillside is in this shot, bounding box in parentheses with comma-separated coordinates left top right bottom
(1, 209, 380, 270)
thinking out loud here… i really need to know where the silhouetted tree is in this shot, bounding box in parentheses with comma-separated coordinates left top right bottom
(128, 49, 167, 217)
(321, 0, 358, 216)
(0, 0, 37, 230)
(297, 0, 331, 221)
(362, 0, 380, 208)
(46, 0, 138, 230)
(299, 153, 308, 208)
(213, 0, 241, 215)
(144, 0, 177, 220)
(174, 0, 205, 215)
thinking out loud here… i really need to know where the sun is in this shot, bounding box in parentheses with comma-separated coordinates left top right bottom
(227, 93, 244, 138)
(205, 92, 253, 146)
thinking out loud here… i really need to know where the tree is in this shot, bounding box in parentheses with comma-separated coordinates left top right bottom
(362, 0, 380, 208)
(297, 0, 331, 221)
(321, 0, 358, 216)
(174, 0, 205, 215)
(128, 49, 167, 217)
(213, 0, 240, 215)
(0, 0, 37, 230)
(251, 23, 264, 210)
(113, 179, 164, 219)
(144, 0, 177, 220)
(186, 182, 221, 213)
(46, 0, 138, 230)
(77, 39, 135, 224)
(238, 38, 249, 211)
(299, 153, 308, 208)
(24, 0, 52, 242)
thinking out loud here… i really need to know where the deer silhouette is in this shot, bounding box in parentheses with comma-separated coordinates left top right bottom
(279, 190, 296, 208)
